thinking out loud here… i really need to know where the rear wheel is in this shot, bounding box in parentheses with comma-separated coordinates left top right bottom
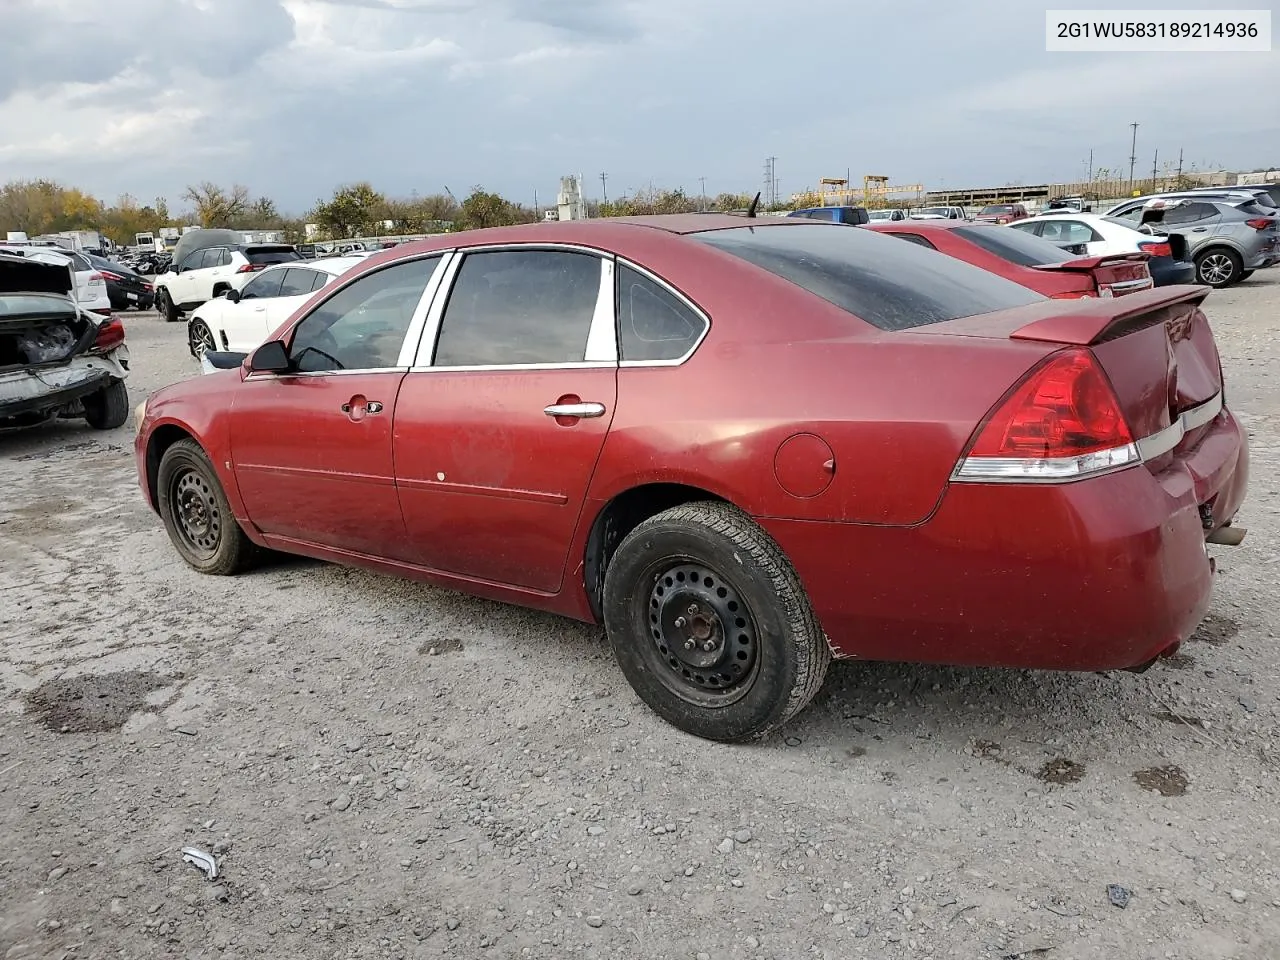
(157, 439, 255, 575)
(188, 318, 216, 359)
(1195, 248, 1242, 288)
(83, 378, 129, 430)
(602, 501, 831, 742)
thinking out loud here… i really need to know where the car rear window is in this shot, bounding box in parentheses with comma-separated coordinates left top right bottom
(952, 225, 1075, 267)
(691, 223, 1043, 331)
(246, 246, 301, 266)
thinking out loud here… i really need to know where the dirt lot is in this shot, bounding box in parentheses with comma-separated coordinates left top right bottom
(2, 275, 1278, 960)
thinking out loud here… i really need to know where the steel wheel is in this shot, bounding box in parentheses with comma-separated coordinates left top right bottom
(644, 561, 760, 706)
(189, 319, 216, 359)
(169, 468, 222, 560)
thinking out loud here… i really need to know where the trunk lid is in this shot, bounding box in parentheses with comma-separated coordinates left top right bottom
(915, 286, 1223, 471)
(1031, 252, 1153, 297)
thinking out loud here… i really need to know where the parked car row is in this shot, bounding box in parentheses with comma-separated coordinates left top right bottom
(138, 212, 1248, 743)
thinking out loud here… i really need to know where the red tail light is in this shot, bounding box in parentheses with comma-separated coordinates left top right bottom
(1049, 290, 1096, 299)
(98, 270, 125, 282)
(1245, 218, 1273, 230)
(954, 348, 1138, 481)
(93, 317, 125, 351)
(1138, 241, 1172, 257)
(236, 263, 265, 273)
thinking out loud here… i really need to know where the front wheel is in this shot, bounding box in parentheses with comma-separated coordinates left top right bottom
(1195, 248, 1242, 288)
(188, 317, 216, 359)
(156, 439, 256, 575)
(83, 378, 129, 430)
(602, 501, 831, 742)
(158, 288, 180, 323)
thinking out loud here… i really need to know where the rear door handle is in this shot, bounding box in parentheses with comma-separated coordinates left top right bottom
(1192, 227, 1208, 232)
(341, 400, 383, 414)
(544, 402, 606, 419)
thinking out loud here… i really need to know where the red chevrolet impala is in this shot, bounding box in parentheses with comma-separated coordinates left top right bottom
(867, 219, 1155, 299)
(134, 215, 1249, 742)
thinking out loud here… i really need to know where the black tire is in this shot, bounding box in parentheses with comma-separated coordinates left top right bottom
(602, 501, 831, 742)
(1194, 247, 1242, 288)
(1239, 270, 1254, 281)
(158, 288, 180, 323)
(189, 318, 216, 359)
(82, 378, 129, 430)
(156, 438, 256, 576)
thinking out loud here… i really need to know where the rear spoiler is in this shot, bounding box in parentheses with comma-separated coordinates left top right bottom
(1010, 284, 1209, 346)
(1030, 252, 1150, 273)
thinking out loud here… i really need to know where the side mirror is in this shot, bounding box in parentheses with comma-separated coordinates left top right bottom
(225, 288, 240, 303)
(248, 340, 290, 373)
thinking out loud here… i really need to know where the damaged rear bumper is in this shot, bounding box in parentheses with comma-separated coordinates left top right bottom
(0, 348, 130, 419)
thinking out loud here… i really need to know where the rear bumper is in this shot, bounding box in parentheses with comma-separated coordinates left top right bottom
(760, 408, 1248, 671)
(1149, 258, 1196, 286)
(0, 367, 111, 419)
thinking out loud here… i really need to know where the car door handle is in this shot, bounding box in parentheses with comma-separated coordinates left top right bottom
(544, 402, 606, 419)
(1192, 227, 1208, 232)
(341, 400, 383, 414)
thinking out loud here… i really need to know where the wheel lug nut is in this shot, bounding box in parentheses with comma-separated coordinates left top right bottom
(701, 640, 716, 652)
(687, 604, 698, 615)
(683, 639, 696, 651)
(674, 616, 686, 628)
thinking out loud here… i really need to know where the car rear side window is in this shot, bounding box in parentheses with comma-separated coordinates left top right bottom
(952, 225, 1073, 267)
(692, 224, 1042, 331)
(891, 233, 937, 249)
(278, 268, 318, 297)
(433, 250, 601, 366)
(310, 271, 330, 292)
(616, 264, 707, 362)
(247, 247, 302, 266)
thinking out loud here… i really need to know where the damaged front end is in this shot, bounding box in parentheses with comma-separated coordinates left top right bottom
(1, 253, 130, 430)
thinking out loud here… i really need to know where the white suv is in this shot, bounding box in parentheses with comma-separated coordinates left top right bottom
(154, 243, 300, 322)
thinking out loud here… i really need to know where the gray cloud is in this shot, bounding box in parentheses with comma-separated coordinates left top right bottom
(0, 0, 1271, 217)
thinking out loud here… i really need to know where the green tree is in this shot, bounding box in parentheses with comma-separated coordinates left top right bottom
(311, 182, 386, 239)
(458, 187, 526, 230)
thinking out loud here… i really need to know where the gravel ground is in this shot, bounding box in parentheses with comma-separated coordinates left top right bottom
(1, 274, 1278, 960)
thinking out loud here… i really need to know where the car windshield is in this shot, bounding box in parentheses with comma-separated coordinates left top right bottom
(979, 205, 1014, 215)
(953, 225, 1075, 267)
(692, 223, 1043, 332)
(915, 208, 948, 216)
(867, 210, 895, 220)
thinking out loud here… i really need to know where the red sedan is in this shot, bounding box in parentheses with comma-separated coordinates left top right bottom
(868, 219, 1155, 299)
(135, 215, 1248, 742)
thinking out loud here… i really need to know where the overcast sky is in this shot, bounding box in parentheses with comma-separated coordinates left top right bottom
(1, 0, 1275, 215)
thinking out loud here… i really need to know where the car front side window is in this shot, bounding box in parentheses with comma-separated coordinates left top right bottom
(432, 249, 603, 367)
(240, 271, 285, 300)
(288, 256, 440, 373)
(179, 251, 204, 272)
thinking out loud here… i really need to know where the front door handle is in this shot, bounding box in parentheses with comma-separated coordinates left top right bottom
(341, 399, 383, 416)
(544, 401, 606, 419)
(1192, 227, 1208, 232)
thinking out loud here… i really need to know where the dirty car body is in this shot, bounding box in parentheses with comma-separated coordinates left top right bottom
(134, 216, 1248, 741)
(1, 253, 130, 429)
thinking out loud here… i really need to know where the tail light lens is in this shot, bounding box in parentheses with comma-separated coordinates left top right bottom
(87, 272, 104, 286)
(236, 263, 266, 273)
(99, 270, 124, 282)
(1138, 241, 1172, 256)
(93, 317, 125, 351)
(1245, 218, 1273, 230)
(1049, 290, 1096, 299)
(953, 348, 1137, 482)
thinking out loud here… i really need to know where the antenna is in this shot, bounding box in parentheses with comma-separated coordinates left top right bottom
(746, 192, 761, 218)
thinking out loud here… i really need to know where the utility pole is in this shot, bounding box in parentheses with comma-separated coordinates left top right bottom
(1128, 122, 1139, 193)
(1177, 147, 1184, 182)
(763, 157, 777, 207)
(1151, 149, 1159, 191)
(600, 172, 608, 209)
(1087, 149, 1093, 183)
(698, 176, 706, 211)
(533, 189, 539, 218)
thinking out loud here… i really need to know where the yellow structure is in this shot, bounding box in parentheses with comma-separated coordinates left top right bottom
(807, 175, 925, 208)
